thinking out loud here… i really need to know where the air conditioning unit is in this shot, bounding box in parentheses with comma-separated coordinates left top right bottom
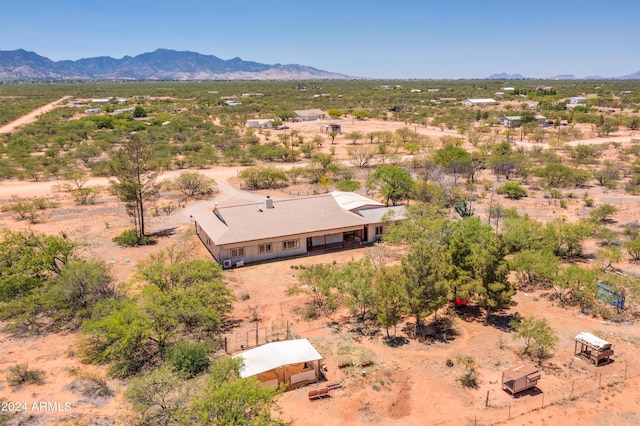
(222, 259, 232, 269)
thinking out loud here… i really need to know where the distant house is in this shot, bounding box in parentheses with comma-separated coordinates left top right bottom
(500, 115, 547, 128)
(113, 108, 135, 115)
(428, 88, 439, 93)
(241, 93, 265, 98)
(223, 101, 242, 107)
(191, 191, 406, 267)
(463, 98, 497, 107)
(294, 109, 326, 121)
(91, 99, 110, 104)
(246, 119, 274, 129)
(410, 89, 422, 93)
(84, 108, 101, 115)
(438, 97, 458, 104)
(500, 87, 515, 92)
(568, 96, 588, 104)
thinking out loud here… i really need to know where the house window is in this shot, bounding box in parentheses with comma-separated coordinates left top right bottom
(375, 226, 384, 235)
(283, 240, 299, 250)
(230, 247, 245, 258)
(258, 243, 272, 254)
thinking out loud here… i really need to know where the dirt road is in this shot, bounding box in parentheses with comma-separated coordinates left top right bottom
(0, 96, 71, 134)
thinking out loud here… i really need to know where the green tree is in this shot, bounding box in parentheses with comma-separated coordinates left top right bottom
(374, 266, 407, 339)
(449, 217, 514, 322)
(0, 229, 77, 303)
(345, 131, 364, 144)
(541, 219, 595, 258)
(433, 144, 473, 184)
(402, 240, 450, 332)
(335, 258, 376, 321)
(589, 203, 618, 223)
(287, 264, 338, 313)
(367, 164, 415, 206)
(46, 259, 119, 327)
(510, 316, 558, 362)
(551, 264, 597, 306)
(510, 249, 559, 289)
(166, 172, 217, 199)
(189, 357, 282, 425)
(625, 237, 640, 261)
(125, 367, 190, 426)
(168, 340, 211, 378)
(109, 134, 160, 240)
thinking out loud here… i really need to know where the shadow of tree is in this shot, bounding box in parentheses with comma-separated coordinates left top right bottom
(383, 336, 409, 347)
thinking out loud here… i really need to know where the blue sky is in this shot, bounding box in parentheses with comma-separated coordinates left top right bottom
(3, 0, 639, 79)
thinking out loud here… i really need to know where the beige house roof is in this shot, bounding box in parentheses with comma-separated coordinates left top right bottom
(192, 193, 372, 246)
(294, 108, 326, 118)
(330, 191, 385, 211)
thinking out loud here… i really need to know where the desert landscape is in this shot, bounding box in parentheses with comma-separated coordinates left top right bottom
(1, 84, 640, 426)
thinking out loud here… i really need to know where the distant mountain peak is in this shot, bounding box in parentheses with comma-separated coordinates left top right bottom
(487, 72, 525, 80)
(0, 49, 357, 81)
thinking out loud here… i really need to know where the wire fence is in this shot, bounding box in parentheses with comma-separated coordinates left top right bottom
(465, 359, 639, 425)
(221, 321, 293, 354)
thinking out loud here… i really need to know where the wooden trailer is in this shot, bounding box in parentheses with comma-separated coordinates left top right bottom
(501, 363, 541, 396)
(574, 332, 614, 366)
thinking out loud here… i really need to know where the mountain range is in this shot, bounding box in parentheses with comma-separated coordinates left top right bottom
(0, 49, 355, 81)
(1, 49, 639, 81)
(487, 71, 640, 80)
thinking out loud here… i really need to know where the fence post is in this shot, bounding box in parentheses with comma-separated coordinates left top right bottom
(485, 390, 489, 407)
(599, 372, 602, 389)
(571, 380, 574, 398)
(625, 364, 628, 380)
(541, 393, 544, 408)
(508, 403, 511, 420)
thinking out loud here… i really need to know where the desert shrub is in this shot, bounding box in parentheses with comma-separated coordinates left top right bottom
(112, 229, 150, 246)
(335, 179, 361, 192)
(69, 368, 113, 398)
(71, 187, 102, 205)
(168, 340, 211, 378)
(497, 182, 527, 199)
(457, 355, 479, 388)
(7, 364, 45, 387)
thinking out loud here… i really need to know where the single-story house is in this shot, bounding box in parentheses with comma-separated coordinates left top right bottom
(246, 119, 274, 129)
(191, 191, 406, 267)
(463, 98, 497, 107)
(91, 99, 110, 104)
(233, 338, 323, 389)
(294, 109, 326, 121)
(568, 96, 588, 104)
(500, 115, 547, 128)
(84, 108, 101, 115)
(113, 108, 135, 115)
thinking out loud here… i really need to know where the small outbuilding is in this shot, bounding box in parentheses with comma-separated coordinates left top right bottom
(574, 332, 614, 366)
(233, 338, 323, 390)
(322, 123, 342, 134)
(501, 363, 541, 396)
